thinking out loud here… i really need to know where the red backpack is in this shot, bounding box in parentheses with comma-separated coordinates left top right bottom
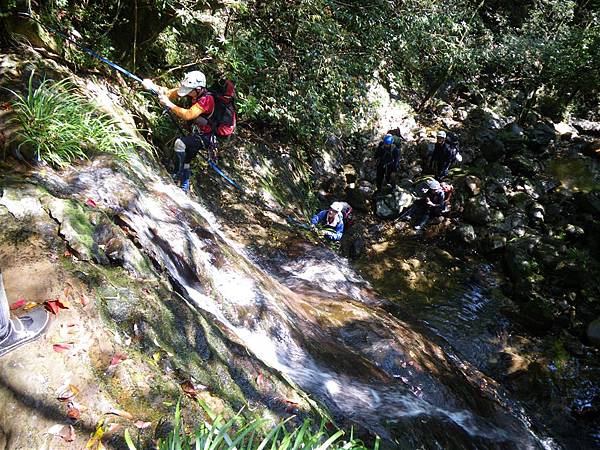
(209, 79, 237, 137)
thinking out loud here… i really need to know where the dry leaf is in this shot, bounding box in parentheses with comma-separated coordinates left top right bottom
(53, 343, 73, 353)
(86, 421, 105, 449)
(10, 299, 26, 310)
(57, 384, 80, 401)
(80, 295, 90, 307)
(109, 354, 128, 367)
(67, 406, 81, 420)
(47, 424, 75, 442)
(45, 299, 70, 315)
(86, 198, 98, 207)
(22, 301, 39, 311)
(180, 380, 198, 399)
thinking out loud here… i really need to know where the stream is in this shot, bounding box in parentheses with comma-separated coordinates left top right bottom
(39, 155, 558, 449)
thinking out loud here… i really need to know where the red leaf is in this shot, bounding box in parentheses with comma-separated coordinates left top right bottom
(53, 343, 73, 352)
(10, 299, 27, 310)
(85, 198, 98, 208)
(80, 295, 90, 307)
(67, 406, 81, 420)
(64, 250, 72, 258)
(109, 354, 128, 367)
(256, 373, 265, 388)
(45, 299, 69, 315)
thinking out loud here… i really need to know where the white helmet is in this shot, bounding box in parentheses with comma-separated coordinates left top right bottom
(177, 71, 206, 96)
(330, 202, 344, 213)
(436, 130, 447, 139)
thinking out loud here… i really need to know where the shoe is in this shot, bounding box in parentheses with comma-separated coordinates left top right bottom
(172, 152, 185, 181)
(181, 168, 192, 193)
(0, 307, 50, 357)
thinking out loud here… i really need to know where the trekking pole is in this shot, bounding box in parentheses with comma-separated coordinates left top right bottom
(15, 12, 244, 192)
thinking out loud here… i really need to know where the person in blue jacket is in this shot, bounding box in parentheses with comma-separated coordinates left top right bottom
(310, 202, 345, 241)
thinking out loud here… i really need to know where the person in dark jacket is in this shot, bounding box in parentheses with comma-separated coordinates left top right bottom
(375, 134, 401, 191)
(428, 131, 458, 180)
(310, 202, 345, 241)
(402, 178, 446, 230)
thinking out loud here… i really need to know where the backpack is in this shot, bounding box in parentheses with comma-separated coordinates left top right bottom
(209, 79, 237, 137)
(446, 132, 462, 163)
(339, 202, 354, 228)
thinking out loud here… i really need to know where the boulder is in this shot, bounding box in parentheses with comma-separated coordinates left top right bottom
(463, 175, 482, 196)
(586, 318, 600, 347)
(508, 154, 538, 176)
(482, 234, 507, 252)
(571, 119, 600, 137)
(392, 186, 415, 213)
(481, 138, 506, 162)
(528, 202, 545, 224)
(342, 164, 357, 184)
(375, 197, 394, 218)
(457, 224, 477, 243)
(527, 121, 556, 150)
(553, 122, 578, 140)
(346, 182, 373, 212)
(463, 195, 491, 225)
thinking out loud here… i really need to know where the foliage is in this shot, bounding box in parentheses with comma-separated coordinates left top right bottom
(124, 400, 378, 450)
(7, 74, 147, 168)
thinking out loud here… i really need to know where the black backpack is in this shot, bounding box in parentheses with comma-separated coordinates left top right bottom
(208, 79, 237, 137)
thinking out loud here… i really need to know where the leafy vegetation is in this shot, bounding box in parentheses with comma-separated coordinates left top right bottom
(7, 74, 147, 168)
(124, 401, 378, 450)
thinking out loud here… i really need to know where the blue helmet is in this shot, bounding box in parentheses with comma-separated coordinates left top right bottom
(383, 134, 394, 145)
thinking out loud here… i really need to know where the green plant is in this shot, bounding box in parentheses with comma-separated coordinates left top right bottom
(7, 73, 147, 168)
(124, 400, 378, 450)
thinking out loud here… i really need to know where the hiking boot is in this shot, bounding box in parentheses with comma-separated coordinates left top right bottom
(0, 307, 50, 357)
(172, 152, 185, 181)
(181, 168, 192, 193)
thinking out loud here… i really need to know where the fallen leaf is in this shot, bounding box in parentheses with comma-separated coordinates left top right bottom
(64, 250, 72, 258)
(57, 384, 80, 401)
(86, 421, 105, 449)
(256, 373, 265, 388)
(180, 380, 198, 399)
(45, 299, 70, 315)
(106, 409, 134, 420)
(47, 424, 75, 442)
(104, 423, 123, 436)
(80, 295, 90, 307)
(10, 299, 26, 310)
(22, 301, 39, 311)
(53, 343, 73, 353)
(67, 406, 81, 420)
(109, 354, 128, 367)
(134, 420, 152, 429)
(85, 198, 98, 208)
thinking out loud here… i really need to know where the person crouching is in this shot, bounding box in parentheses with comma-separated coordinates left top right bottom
(310, 202, 345, 241)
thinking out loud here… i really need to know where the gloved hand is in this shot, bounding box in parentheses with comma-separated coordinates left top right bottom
(322, 230, 334, 240)
(142, 78, 157, 92)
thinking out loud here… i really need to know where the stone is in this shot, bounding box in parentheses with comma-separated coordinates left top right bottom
(482, 234, 507, 252)
(392, 186, 414, 213)
(571, 119, 600, 137)
(342, 164, 357, 184)
(527, 121, 556, 150)
(457, 224, 476, 243)
(528, 202, 545, 223)
(553, 122, 578, 140)
(586, 319, 600, 347)
(463, 196, 491, 225)
(481, 138, 506, 162)
(464, 175, 482, 196)
(508, 154, 538, 176)
(375, 198, 394, 218)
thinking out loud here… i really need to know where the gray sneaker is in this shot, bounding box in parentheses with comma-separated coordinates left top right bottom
(0, 307, 51, 357)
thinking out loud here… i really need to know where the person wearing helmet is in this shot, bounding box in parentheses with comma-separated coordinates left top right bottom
(374, 134, 401, 191)
(310, 202, 345, 241)
(142, 71, 215, 192)
(428, 130, 459, 180)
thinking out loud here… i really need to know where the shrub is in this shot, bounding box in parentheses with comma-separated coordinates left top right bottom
(7, 73, 147, 168)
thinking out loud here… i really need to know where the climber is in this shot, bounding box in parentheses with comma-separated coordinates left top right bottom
(402, 178, 446, 230)
(310, 202, 346, 241)
(0, 271, 50, 357)
(375, 134, 401, 191)
(428, 131, 460, 180)
(142, 71, 215, 193)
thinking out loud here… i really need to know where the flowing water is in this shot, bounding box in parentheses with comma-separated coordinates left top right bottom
(41, 156, 559, 449)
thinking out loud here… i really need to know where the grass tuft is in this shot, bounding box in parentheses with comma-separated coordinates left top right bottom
(7, 73, 148, 168)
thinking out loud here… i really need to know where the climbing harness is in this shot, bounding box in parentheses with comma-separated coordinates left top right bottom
(15, 12, 244, 192)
